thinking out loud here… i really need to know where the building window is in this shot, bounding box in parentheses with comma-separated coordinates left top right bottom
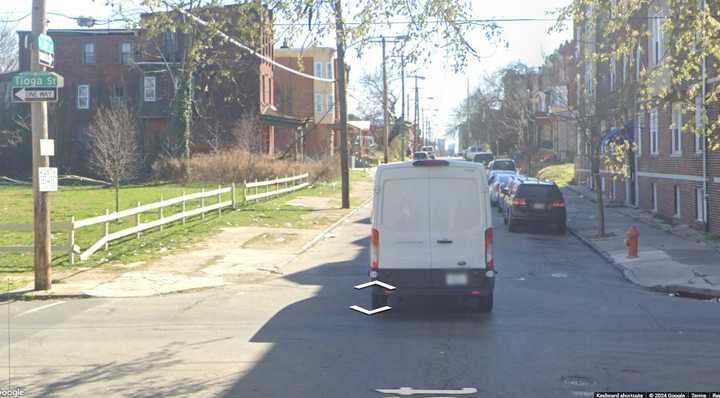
(636, 112, 644, 154)
(671, 103, 683, 154)
(650, 109, 659, 155)
(695, 94, 704, 153)
(326, 62, 334, 79)
(609, 57, 616, 91)
(577, 130, 582, 154)
(144, 76, 157, 102)
(112, 83, 125, 98)
(601, 176, 606, 192)
(651, 183, 657, 212)
(635, 45, 641, 80)
(696, 188, 706, 222)
(314, 94, 323, 113)
(650, 12, 663, 66)
(77, 84, 90, 109)
(82, 43, 95, 64)
(327, 94, 334, 112)
(621, 54, 627, 83)
(164, 32, 177, 61)
(314, 62, 323, 78)
(120, 42, 132, 64)
(674, 186, 682, 217)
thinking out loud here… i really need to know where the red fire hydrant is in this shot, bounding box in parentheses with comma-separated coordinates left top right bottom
(626, 225, 639, 258)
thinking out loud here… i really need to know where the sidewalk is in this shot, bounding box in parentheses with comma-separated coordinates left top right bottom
(4, 176, 374, 300)
(564, 185, 720, 299)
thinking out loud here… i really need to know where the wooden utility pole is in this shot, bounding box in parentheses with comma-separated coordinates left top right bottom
(32, 0, 51, 290)
(382, 36, 389, 163)
(334, 0, 350, 209)
(400, 53, 405, 161)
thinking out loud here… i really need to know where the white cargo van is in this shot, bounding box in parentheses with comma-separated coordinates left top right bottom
(370, 159, 496, 312)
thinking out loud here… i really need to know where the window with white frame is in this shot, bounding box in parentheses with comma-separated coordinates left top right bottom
(120, 42, 132, 65)
(327, 94, 334, 112)
(315, 94, 323, 113)
(635, 45, 642, 80)
(650, 109, 659, 154)
(651, 183, 658, 212)
(622, 54, 627, 84)
(314, 62, 323, 78)
(326, 62, 334, 79)
(636, 112, 645, 154)
(609, 57, 616, 91)
(144, 76, 157, 102)
(695, 94, 704, 153)
(674, 185, 681, 217)
(82, 43, 95, 64)
(650, 12, 664, 66)
(671, 103, 683, 154)
(77, 84, 90, 109)
(696, 187, 706, 222)
(601, 176, 606, 192)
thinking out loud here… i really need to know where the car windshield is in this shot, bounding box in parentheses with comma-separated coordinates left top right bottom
(492, 160, 515, 170)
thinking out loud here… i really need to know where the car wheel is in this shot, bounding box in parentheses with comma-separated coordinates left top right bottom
(371, 293, 388, 309)
(475, 294, 493, 313)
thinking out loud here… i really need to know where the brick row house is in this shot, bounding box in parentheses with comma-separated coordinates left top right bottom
(3, 4, 297, 175)
(574, 1, 719, 235)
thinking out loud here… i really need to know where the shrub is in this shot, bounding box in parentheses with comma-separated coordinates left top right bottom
(152, 149, 339, 184)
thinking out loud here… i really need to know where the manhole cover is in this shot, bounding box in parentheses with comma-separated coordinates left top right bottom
(561, 376, 595, 387)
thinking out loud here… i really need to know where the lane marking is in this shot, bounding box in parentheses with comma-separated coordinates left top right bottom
(376, 387, 478, 396)
(350, 305, 392, 315)
(16, 301, 66, 317)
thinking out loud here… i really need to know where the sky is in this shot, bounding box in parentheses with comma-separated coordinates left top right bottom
(1, 0, 573, 148)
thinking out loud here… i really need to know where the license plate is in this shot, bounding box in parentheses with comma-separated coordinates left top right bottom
(446, 273, 468, 286)
(532, 203, 546, 210)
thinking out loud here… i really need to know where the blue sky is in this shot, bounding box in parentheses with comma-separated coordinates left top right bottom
(1, 0, 573, 146)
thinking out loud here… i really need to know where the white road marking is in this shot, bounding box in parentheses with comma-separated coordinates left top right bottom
(349, 305, 392, 315)
(354, 280, 397, 290)
(376, 387, 478, 396)
(16, 301, 66, 317)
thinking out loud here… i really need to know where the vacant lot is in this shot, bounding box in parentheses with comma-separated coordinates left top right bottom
(0, 170, 372, 290)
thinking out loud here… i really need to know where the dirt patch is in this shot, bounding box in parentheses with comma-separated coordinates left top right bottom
(242, 232, 300, 249)
(286, 196, 335, 209)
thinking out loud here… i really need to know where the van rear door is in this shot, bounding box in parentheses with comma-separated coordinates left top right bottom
(428, 167, 486, 271)
(377, 168, 432, 287)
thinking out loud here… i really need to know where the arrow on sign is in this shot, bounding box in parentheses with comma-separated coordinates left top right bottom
(354, 280, 396, 290)
(14, 88, 27, 101)
(349, 305, 392, 316)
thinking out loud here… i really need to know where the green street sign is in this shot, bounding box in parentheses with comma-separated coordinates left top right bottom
(12, 72, 64, 88)
(38, 34, 54, 55)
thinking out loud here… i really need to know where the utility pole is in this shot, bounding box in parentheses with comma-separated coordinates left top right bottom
(465, 77, 470, 151)
(334, 0, 350, 209)
(382, 36, 389, 163)
(32, 0, 51, 290)
(400, 53, 405, 161)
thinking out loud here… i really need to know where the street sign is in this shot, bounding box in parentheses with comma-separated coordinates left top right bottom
(40, 139, 55, 157)
(12, 72, 64, 88)
(38, 34, 54, 68)
(12, 87, 58, 102)
(38, 167, 58, 192)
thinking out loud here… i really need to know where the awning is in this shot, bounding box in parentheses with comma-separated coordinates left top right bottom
(260, 107, 309, 129)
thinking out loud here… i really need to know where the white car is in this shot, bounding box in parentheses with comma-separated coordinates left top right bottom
(487, 172, 515, 207)
(370, 158, 496, 312)
(463, 146, 483, 161)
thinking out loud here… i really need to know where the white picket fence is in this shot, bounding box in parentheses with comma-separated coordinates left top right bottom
(0, 172, 312, 263)
(244, 173, 309, 201)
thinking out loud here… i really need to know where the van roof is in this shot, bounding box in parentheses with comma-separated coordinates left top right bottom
(378, 159, 485, 172)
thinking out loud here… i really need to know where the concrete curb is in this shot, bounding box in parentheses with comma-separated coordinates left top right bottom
(568, 226, 720, 299)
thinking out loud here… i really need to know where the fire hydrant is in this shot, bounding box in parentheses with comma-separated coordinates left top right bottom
(626, 225, 639, 258)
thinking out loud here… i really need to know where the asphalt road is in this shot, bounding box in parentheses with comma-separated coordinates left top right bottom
(1, 203, 719, 397)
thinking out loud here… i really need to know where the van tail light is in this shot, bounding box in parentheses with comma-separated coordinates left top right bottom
(371, 228, 379, 270)
(551, 199, 565, 208)
(512, 198, 528, 207)
(485, 228, 494, 270)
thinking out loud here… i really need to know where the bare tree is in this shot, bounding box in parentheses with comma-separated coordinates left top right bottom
(88, 103, 140, 214)
(231, 112, 264, 152)
(0, 21, 18, 73)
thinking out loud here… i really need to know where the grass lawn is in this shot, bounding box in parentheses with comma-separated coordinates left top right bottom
(0, 169, 373, 289)
(536, 163, 575, 187)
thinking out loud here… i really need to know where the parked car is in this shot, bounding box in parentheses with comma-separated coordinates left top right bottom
(488, 173, 515, 207)
(472, 152, 494, 166)
(463, 146, 484, 161)
(497, 174, 523, 214)
(489, 158, 516, 172)
(371, 159, 495, 312)
(421, 146, 435, 155)
(413, 151, 429, 160)
(502, 177, 566, 234)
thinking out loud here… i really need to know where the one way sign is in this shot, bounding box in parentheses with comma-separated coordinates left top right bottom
(12, 87, 58, 103)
